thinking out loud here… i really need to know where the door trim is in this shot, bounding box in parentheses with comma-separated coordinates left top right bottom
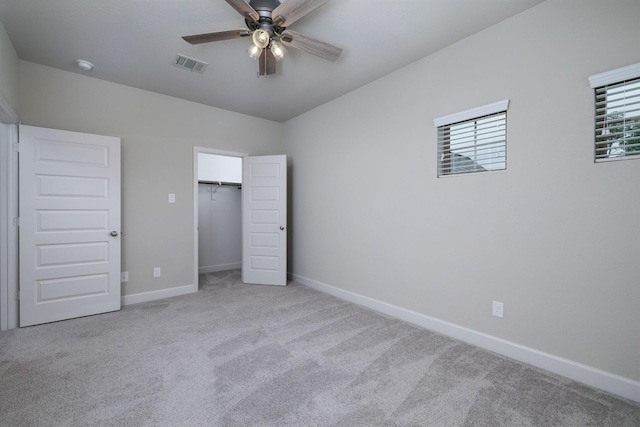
(0, 123, 19, 331)
(0, 94, 19, 331)
(192, 146, 247, 289)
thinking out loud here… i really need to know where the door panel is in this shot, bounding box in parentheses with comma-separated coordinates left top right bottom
(242, 155, 287, 286)
(19, 125, 121, 327)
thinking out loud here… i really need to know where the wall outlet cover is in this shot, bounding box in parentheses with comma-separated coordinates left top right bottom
(492, 301, 504, 318)
(120, 271, 129, 283)
(153, 267, 161, 277)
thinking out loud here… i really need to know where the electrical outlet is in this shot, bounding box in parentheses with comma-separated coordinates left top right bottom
(168, 193, 176, 203)
(120, 271, 129, 283)
(153, 267, 161, 278)
(492, 301, 504, 318)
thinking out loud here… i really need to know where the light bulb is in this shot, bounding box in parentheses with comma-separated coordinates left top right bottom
(252, 29, 270, 49)
(247, 43, 263, 60)
(270, 41, 287, 61)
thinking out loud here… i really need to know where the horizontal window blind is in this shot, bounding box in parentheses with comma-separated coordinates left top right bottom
(437, 111, 506, 176)
(594, 77, 640, 162)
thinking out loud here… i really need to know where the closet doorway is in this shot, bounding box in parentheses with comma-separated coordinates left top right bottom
(192, 147, 247, 289)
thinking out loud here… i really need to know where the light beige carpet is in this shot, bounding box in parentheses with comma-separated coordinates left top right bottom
(1, 269, 639, 426)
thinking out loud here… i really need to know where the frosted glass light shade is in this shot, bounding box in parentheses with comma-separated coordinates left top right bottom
(252, 29, 270, 49)
(247, 43, 263, 60)
(271, 41, 287, 61)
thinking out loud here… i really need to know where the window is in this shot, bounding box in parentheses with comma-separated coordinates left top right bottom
(434, 100, 509, 177)
(589, 62, 640, 162)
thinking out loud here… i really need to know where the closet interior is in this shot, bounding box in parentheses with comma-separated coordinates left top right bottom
(197, 153, 242, 275)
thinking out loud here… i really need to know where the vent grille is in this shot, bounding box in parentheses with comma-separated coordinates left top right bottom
(174, 54, 208, 73)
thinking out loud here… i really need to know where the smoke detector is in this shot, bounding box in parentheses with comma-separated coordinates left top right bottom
(75, 59, 94, 71)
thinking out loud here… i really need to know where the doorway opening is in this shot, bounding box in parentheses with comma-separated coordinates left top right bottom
(192, 147, 247, 290)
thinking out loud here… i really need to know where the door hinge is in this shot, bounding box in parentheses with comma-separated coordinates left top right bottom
(13, 217, 20, 227)
(12, 142, 19, 152)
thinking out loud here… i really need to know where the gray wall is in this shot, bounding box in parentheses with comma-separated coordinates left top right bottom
(18, 61, 284, 297)
(198, 183, 242, 273)
(283, 0, 640, 382)
(0, 20, 19, 116)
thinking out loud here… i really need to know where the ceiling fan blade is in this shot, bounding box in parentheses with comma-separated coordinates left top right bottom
(281, 30, 342, 62)
(182, 29, 251, 45)
(259, 49, 276, 76)
(224, 0, 259, 22)
(272, 0, 328, 27)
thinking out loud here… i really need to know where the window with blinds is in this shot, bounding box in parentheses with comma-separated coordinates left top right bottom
(590, 62, 640, 162)
(437, 112, 506, 176)
(435, 107, 507, 177)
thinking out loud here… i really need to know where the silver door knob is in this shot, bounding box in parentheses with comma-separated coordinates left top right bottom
(110, 231, 119, 237)
(280, 225, 286, 230)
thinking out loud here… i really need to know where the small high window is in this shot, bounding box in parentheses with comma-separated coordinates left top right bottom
(434, 100, 509, 177)
(589, 62, 640, 162)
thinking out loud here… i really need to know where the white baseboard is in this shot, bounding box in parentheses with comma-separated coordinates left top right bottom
(121, 283, 197, 306)
(291, 273, 640, 404)
(199, 262, 241, 274)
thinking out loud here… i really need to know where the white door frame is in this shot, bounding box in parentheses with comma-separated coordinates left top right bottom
(192, 146, 247, 288)
(0, 122, 19, 331)
(1, 93, 21, 330)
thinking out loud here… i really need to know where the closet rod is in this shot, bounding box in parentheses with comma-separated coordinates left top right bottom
(199, 180, 242, 187)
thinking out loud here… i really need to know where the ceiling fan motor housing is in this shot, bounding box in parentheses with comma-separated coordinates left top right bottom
(249, 0, 281, 12)
(246, 0, 285, 36)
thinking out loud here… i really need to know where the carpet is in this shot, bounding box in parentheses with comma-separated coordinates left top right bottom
(1, 270, 638, 426)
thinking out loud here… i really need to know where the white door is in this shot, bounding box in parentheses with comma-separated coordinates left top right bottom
(19, 125, 121, 327)
(242, 155, 287, 286)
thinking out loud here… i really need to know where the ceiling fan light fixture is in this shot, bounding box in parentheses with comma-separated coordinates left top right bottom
(181, 0, 344, 75)
(252, 29, 270, 49)
(247, 43, 263, 60)
(270, 40, 287, 61)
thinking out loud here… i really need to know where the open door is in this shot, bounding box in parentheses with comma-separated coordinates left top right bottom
(242, 155, 287, 286)
(19, 125, 121, 327)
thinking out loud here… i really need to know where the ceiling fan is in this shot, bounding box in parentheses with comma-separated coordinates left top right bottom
(182, 0, 343, 76)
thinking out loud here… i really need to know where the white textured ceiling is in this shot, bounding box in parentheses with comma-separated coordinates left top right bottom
(0, 0, 545, 122)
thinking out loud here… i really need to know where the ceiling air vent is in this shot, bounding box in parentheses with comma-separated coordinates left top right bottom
(174, 54, 208, 73)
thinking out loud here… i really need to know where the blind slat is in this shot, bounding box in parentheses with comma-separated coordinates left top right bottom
(595, 140, 640, 152)
(447, 135, 506, 148)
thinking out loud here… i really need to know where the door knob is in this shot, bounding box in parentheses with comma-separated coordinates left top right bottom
(110, 231, 119, 237)
(280, 225, 286, 230)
